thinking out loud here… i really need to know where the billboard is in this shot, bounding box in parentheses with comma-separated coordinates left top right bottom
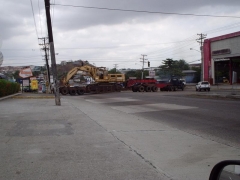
(30, 79, 38, 90)
(19, 67, 33, 78)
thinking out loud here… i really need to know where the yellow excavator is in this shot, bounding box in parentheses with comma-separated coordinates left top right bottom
(59, 65, 125, 95)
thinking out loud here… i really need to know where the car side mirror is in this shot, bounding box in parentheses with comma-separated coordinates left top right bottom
(209, 160, 240, 180)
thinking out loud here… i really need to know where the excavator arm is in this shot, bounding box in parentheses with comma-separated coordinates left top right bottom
(62, 65, 98, 85)
(61, 65, 125, 87)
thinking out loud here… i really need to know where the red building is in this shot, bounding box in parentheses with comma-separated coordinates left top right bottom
(203, 31, 240, 84)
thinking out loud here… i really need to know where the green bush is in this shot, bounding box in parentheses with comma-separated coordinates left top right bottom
(0, 80, 20, 97)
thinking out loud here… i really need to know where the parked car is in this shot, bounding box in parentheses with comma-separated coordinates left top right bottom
(196, 81, 210, 91)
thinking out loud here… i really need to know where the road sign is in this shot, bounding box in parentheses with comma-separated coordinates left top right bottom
(149, 70, 155, 77)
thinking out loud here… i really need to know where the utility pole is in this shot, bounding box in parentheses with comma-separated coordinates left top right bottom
(39, 37, 50, 93)
(113, 64, 118, 73)
(197, 33, 207, 81)
(140, 54, 147, 79)
(44, 0, 61, 105)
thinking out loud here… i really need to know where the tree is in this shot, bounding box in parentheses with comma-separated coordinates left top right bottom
(13, 70, 20, 79)
(159, 59, 189, 78)
(176, 59, 190, 70)
(159, 58, 181, 77)
(108, 68, 120, 74)
(125, 70, 148, 79)
(192, 67, 201, 82)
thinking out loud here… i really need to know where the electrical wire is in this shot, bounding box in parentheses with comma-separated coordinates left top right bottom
(50, 0, 55, 25)
(29, 0, 45, 64)
(30, 0, 39, 39)
(51, 3, 240, 19)
(38, 0, 43, 37)
(203, 21, 240, 34)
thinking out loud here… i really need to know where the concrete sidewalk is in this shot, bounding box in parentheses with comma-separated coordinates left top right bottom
(0, 97, 170, 180)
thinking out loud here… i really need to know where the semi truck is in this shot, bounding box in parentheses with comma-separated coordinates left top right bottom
(125, 78, 185, 92)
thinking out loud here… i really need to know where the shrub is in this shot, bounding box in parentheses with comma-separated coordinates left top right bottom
(0, 80, 20, 97)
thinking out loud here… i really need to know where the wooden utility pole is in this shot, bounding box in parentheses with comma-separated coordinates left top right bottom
(44, 0, 61, 105)
(197, 33, 207, 81)
(140, 54, 147, 79)
(39, 37, 50, 86)
(113, 64, 118, 73)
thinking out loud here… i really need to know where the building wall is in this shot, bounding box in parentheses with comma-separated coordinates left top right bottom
(203, 31, 240, 84)
(211, 36, 240, 59)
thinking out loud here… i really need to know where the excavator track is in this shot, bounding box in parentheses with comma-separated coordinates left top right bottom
(59, 83, 122, 96)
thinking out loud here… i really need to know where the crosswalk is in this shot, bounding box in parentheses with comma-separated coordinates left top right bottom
(85, 97, 197, 114)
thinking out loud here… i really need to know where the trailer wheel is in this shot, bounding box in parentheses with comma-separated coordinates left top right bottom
(138, 86, 144, 92)
(168, 86, 173, 91)
(145, 86, 151, 92)
(61, 87, 68, 95)
(152, 86, 158, 92)
(107, 86, 112, 92)
(132, 86, 138, 92)
(69, 88, 76, 95)
(95, 87, 100, 94)
(77, 88, 85, 95)
(102, 86, 107, 93)
(116, 84, 122, 92)
(87, 84, 96, 93)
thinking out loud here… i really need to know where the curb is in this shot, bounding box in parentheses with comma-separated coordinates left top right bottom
(188, 94, 240, 100)
(12, 96, 55, 99)
(0, 93, 55, 101)
(0, 93, 22, 101)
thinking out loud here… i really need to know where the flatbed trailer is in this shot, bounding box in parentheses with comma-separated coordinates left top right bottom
(125, 79, 158, 92)
(126, 78, 184, 92)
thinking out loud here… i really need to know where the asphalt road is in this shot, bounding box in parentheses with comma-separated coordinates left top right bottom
(63, 89, 240, 180)
(81, 89, 240, 149)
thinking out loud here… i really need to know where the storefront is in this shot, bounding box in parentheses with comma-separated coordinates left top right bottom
(203, 31, 240, 84)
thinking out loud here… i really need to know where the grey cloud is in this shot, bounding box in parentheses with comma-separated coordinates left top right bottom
(51, 0, 240, 31)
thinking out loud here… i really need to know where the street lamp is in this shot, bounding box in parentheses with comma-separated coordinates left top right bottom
(188, 59, 200, 64)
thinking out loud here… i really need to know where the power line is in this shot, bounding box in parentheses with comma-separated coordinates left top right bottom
(50, 0, 55, 25)
(53, 40, 195, 49)
(202, 22, 240, 34)
(0, 40, 195, 51)
(30, 0, 45, 63)
(51, 3, 240, 19)
(30, 0, 39, 38)
(38, 0, 43, 36)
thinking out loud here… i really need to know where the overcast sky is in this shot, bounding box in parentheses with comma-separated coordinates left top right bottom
(1, 0, 240, 69)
